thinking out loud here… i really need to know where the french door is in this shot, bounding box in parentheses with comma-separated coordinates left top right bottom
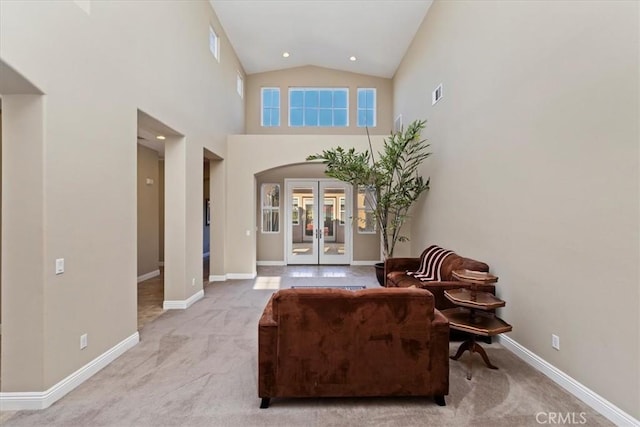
(286, 179, 351, 265)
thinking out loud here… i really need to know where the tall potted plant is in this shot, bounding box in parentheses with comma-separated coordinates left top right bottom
(307, 119, 431, 284)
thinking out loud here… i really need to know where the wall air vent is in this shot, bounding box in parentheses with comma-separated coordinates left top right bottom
(432, 83, 443, 105)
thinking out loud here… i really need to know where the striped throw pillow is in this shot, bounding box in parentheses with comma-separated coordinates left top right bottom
(407, 246, 454, 282)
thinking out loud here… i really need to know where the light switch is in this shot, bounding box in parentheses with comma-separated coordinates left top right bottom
(55, 258, 65, 275)
(245, 230, 251, 236)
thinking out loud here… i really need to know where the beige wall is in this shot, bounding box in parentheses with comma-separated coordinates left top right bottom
(0, 0, 244, 393)
(394, 0, 639, 418)
(0, 108, 2, 322)
(136, 144, 160, 277)
(158, 159, 165, 263)
(226, 134, 392, 274)
(256, 163, 383, 263)
(246, 66, 393, 135)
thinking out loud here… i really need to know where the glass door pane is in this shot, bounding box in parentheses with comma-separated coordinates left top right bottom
(287, 182, 318, 264)
(319, 182, 350, 264)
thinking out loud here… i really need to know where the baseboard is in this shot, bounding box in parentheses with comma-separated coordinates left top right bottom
(350, 260, 381, 266)
(203, 252, 210, 258)
(0, 332, 139, 411)
(163, 289, 204, 310)
(498, 335, 639, 426)
(137, 269, 160, 283)
(256, 261, 286, 266)
(209, 275, 226, 282)
(226, 272, 257, 280)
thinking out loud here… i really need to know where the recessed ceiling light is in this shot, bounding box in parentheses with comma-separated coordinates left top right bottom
(282, 52, 290, 58)
(349, 56, 357, 61)
(156, 135, 166, 140)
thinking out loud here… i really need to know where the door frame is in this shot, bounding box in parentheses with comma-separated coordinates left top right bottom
(285, 178, 352, 265)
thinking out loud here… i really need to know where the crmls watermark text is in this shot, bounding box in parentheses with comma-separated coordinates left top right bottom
(536, 412, 587, 424)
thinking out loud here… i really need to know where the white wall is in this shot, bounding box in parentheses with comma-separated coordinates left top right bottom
(0, 0, 244, 394)
(394, 0, 639, 419)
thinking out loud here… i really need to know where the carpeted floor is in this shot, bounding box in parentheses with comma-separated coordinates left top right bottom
(1, 266, 612, 426)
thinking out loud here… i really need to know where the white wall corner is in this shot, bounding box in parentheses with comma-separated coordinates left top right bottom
(498, 335, 639, 427)
(0, 332, 139, 411)
(137, 269, 160, 283)
(163, 289, 204, 310)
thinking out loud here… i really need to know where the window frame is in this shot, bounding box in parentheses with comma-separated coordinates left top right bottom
(236, 72, 244, 98)
(261, 87, 281, 127)
(357, 88, 377, 128)
(209, 25, 220, 62)
(261, 183, 280, 234)
(288, 87, 349, 128)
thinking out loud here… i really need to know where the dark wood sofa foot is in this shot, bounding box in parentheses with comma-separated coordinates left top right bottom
(260, 398, 270, 409)
(434, 395, 446, 406)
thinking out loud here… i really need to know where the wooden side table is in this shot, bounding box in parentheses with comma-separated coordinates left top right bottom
(443, 272, 512, 380)
(452, 269, 499, 289)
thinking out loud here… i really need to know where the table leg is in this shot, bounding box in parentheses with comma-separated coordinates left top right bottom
(450, 336, 498, 379)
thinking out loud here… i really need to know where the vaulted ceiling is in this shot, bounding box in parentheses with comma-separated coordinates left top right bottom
(210, 0, 433, 78)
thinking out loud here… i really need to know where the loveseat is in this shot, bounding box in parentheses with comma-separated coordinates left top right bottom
(385, 245, 495, 310)
(258, 287, 450, 408)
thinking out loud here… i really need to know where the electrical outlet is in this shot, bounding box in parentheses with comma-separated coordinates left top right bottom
(552, 334, 560, 351)
(80, 333, 88, 350)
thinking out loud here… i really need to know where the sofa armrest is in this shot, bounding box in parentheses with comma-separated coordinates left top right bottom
(385, 257, 421, 272)
(384, 258, 421, 286)
(258, 296, 278, 398)
(430, 309, 450, 395)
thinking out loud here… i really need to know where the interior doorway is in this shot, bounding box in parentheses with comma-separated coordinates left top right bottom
(136, 111, 169, 329)
(286, 179, 351, 265)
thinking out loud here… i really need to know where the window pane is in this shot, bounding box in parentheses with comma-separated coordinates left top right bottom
(358, 90, 366, 108)
(333, 90, 347, 108)
(263, 211, 280, 233)
(290, 90, 303, 108)
(334, 109, 347, 127)
(272, 90, 280, 107)
(366, 110, 374, 126)
(290, 108, 303, 126)
(271, 108, 280, 126)
(262, 184, 280, 207)
(263, 89, 272, 107)
(288, 88, 348, 127)
(319, 109, 332, 126)
(357, 110, 366, 127)
(262, 108, 271, 126)
(305, 90, 318, 107)
(319, 91, 332, 108)
(305, 108, 318, 126)
(366, 90, 375, 109)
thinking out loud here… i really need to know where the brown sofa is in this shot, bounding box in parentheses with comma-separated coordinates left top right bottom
(258, 287, 450, 408)
(385, 245, 495, 310)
